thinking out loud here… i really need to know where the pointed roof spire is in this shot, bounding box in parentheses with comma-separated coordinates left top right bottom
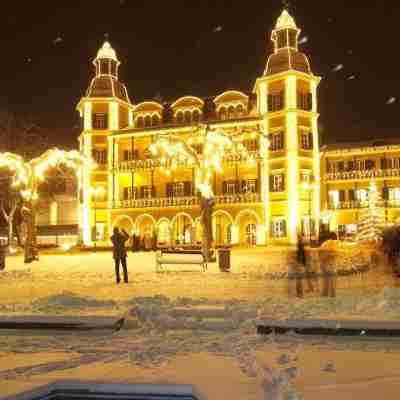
(275, 9, 298, 30)
(95, 41, 119, 63)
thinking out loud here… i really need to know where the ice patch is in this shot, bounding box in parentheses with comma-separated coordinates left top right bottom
(33, 291, 117, 310)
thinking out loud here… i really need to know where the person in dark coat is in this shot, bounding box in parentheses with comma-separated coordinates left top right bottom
(111, 227, 129, 284)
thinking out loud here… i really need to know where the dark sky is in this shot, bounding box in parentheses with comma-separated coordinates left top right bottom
(0, 1, 399, 147)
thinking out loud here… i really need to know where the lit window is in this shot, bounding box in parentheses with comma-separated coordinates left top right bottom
(268, 91, 284, 112)
(297, 92, 312, 111)
(269, 132, 284, 151)
(176, 111, 184, 124)
(136, 116, 144, 128)
(144, 115, 152, 127)
(193, 110, 201, 123)
(243, 139, 259, 152)
(236, 104, 245, 117)
(173, 182, 185, 197)
(184, 110, 192, 124)
(219, 107, 227, 120)
(300, 131, 313, 150)
(356, 189, 368, 202)
(92, 113, 108, 130)
(328, 190, 339, 207)
(272, 217, 286, 238)
(92, 149, 107, 164)
(151, 114, 160, 126)
(245, 224, 257, 245)
(225, 181, 237, 195)
(300, 171, 311, 183)
(228, 106, 235, 119)
(389, 188, 400, 201)
(270, 174, 284, 192)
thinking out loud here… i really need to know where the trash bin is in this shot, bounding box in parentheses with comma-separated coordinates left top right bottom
(218, 247, 231, 271)
(0, 243, 6, 271)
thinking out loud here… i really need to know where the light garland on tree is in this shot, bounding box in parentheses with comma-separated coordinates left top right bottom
(149, 125, 254, 199)
(356, 180, 386, 243)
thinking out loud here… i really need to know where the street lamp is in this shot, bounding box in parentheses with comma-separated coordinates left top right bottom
(91, 186, 105, 250)
(302, 181, 315, 242)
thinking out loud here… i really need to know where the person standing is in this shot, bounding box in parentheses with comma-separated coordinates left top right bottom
(111, 227, 129, 284)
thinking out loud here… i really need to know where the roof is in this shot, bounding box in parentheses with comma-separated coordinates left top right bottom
(275, 10, 298, 30)
(86, 76, 130, 103)
(265, 48, 311, 76)
(322, 138, 400, 153)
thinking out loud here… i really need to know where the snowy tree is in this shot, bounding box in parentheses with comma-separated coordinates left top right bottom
(356, 181, 386, 242)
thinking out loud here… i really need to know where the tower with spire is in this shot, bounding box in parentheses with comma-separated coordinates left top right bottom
(254, 9, 321, 245)
(76, 41, 133, 245)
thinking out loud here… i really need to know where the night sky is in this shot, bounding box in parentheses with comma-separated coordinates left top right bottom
(1, 1, 399, 148)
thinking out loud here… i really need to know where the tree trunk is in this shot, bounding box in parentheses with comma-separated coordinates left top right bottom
(22, 201, 38, 263)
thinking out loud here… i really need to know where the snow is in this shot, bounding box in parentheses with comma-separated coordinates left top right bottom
(1, 248, 400, 399)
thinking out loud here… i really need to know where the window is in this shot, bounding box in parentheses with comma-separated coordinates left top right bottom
(223, 181, 237, 195)
(301, 216, 313, 237)
(356, 189, 368, 202)
(269, 132, 284, 151)
(389, 188, 400, 201)
(184, 110, 192, 124)
(297, 92, 312, 111)
(242, 179, 257, 193)
(328, 190, 339, 207)
(277, 31, 287, 49)
(176, 111, 184, 124)
(228, 106, 235, 119)
(144, 115, 152, 127)
(268, 91, 284, 112)
(92, 149, 107, 164)
(151, 114, 160, 126)
(123, 187, 134, 200)
(142, 186, 153, 199)
(193, 110, 200, 123)
(219, 107, 227, 120)
(173, 182, 185, 197)
(288, 30, 297, 48)
(136, 116, 144, 128)
(272, 217, 286, 238)
(384, 158, 400, 169)
(92, 113, 108, 130)
(245, 224, 257, 245)
(300, 171, 311, 183)
(300, 131, 313, 150)
(270, 174, 284, 192)
(243, 139, 259, 152)
(236, 104, 245, 117)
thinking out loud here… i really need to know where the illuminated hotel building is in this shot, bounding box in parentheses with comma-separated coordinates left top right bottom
(76, 10, 400, 246)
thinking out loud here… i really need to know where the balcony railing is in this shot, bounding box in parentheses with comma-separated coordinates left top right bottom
(328, 200, 400, 210)
(326, 168, 400, 181)
(115, 151, 262, 171)
(112, 193, 262, 209)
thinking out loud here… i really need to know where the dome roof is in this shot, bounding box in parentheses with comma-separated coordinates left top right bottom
(265, 48, 311, 76)
(86, 76, 130, 103)
(275, 10, 298, 30)
(95, 41, 119, 62)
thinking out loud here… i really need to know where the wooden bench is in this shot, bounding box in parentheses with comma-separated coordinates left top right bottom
(156, 249, 207, 272)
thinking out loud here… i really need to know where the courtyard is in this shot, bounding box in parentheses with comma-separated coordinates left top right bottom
(1, 248, 400, 399)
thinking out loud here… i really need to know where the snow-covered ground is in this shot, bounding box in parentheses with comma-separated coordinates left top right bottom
(1, 248, 400, 399)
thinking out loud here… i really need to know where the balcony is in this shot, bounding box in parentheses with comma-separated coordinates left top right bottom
(112, 193, 262, 209)
(328, 200, 400, 210)
(115, 151, 263, 171)
(326, 168, 400, 181)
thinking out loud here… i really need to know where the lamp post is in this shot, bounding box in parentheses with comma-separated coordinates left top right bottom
(91, 186, 105, 250)
(302, 182, 315, 243)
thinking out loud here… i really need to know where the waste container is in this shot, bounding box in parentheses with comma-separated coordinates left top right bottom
(0, 242, 6, 271)
(218, 247, 231, 271)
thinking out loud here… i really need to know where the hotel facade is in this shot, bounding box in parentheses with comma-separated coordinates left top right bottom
(76, 10, 400, 247)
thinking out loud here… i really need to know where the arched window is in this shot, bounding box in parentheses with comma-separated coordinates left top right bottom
(184, 110, 192, 124)
(219, 107, 227, 120)
(236, 104, 245, 117)
(151, 114, 160, 126)
(176, 111, 183, 124)
(192, 109, 200, 123)
(228, 105, 236, 119)
(136, 116, 144, 128)
(144, 115, 152, 127)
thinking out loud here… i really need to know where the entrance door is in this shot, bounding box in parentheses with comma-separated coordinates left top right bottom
(245, 224, 256, 245)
